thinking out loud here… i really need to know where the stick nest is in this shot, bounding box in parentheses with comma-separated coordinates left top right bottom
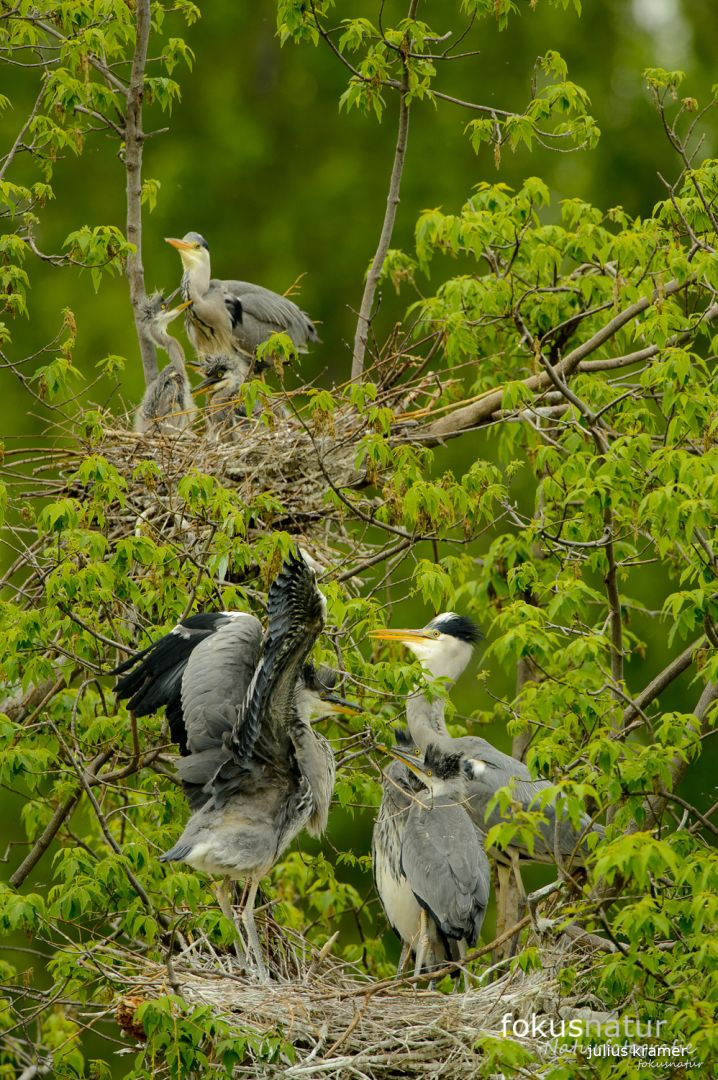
(108, 924, 610, 1079)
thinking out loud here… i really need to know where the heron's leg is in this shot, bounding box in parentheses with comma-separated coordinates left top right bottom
(413, 910, 428, 980)
(395, 942, 410, 979)
(241, 877, 268, 982)
(527, 877, 562, 934)
(457, 939, 470, 994)
(214, 877, 248, 966)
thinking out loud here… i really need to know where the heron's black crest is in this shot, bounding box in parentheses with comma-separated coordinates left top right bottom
(394, 727, 416, 751)
(302, 663, 338, 694)
(182, 230, 209, 249)
(424, 742, 463, 780)
(427, 612, 482, 645)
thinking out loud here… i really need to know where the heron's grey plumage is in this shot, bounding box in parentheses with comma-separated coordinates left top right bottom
(167, 232, 319, 365)
(193, 355, 250, 433)
(372, 755, 454, 975)
(374, 741, 490, 980)
(372, 613, 604, 865)
(135, 292, 196, 435)
(114, 556, 344, 978)
(159, 552, 334, 978)
(406, 690, 602, 865)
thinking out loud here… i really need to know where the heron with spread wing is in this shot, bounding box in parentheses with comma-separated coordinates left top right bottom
(114, 553, 352, 978)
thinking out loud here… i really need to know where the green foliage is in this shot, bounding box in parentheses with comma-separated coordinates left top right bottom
(2, 2, 718, 1077)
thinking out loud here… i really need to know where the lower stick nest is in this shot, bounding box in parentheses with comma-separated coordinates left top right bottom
(109, 921, 610, 1079)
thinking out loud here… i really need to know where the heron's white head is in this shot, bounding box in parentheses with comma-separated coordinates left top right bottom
(370, 612, 481, 684)
(166, 232, 211, 290)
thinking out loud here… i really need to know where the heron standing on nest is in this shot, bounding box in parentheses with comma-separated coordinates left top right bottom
(114, 553, 353, 979)
(371, 613, 604, 946)
(135, 293, 196, 435)
(165, 232, 319, 380)
(377, 740, 490, 984)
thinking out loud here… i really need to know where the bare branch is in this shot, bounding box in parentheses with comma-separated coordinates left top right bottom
(125, 0, 157, 386)
(351, 2, 417, 380)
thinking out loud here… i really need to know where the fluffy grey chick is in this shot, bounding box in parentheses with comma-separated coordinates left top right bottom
(135, 293, 196, 436)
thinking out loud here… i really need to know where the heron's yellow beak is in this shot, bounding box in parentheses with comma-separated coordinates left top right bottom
(192, 381, 213, 397)
(376, 742, 426, 776)
(169, 299, 192, 316)
(369, 628, 433, 645)
(322, 697, 360, 717)
(165, 237, 194, 251)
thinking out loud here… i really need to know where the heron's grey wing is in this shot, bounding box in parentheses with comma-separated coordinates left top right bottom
(219, 280, 318, 350)
(113, 612, 255, 754)
(210, 552, 325, 805)
(457, 737, 602, 862)
(401, 801, 488, 945)
(181, 613, 263, 753)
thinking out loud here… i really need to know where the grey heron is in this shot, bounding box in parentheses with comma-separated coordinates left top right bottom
(135, 293, 196, 435)
(370, 613, 604, 866)
(165, 232, 319, 368)
(114, 553, 353, 978)
(375, 739, 490, 982)
(192, 356, 250, 433)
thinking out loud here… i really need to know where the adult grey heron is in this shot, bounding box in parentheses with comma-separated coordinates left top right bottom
(165, 232, 319, 365)
(370, 613, 603, 867)
(375, 740, 490, 982)
(135, 293, 196, 435)
(114, 553, 352, 978)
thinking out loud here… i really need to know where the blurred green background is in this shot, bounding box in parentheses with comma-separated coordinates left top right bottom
(1, 1, 717, 1059)
(2, 0, 717, 433)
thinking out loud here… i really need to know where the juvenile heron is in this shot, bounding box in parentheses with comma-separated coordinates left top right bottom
(376, 740, 490, 982)
(192, 356, 249, 433)
(165, 232, 319, 363)
(370, 613, 603, 866)
(114, 553, 353, 978)
(135, 293, 196, 435)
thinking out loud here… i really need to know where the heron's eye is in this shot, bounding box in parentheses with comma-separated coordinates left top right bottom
(432, 630, 441, 639)
(413, 748, 420, 757)
(426, 770, 433, 776)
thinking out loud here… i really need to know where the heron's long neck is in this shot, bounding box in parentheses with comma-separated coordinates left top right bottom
(406, 692, 449, 751)
(182, 262, 210, 299)
(165, 337, 187, 372)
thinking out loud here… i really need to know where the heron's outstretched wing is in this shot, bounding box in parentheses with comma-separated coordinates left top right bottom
(401, 799, 489, 946)
(209, 551, 326, 805)
(218, 280, 319, 350)
(113, 611, 262, 755)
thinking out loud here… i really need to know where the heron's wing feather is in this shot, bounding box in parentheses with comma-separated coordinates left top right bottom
(114, 612, 257, 753)
(180, 615, 263, 753)
(401, 801, 488, 944)
(217, 280, 318, 349)
(455, 738, 603, 862)
(211, 552, 325, 804)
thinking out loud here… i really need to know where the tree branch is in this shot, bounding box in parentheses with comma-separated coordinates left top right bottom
(423, 277, 694, 440)
(125, 0, 156, 386)
(351, 3, 417, 381)
(638, 681, 718, 832)
(622, 637, 704, 727)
